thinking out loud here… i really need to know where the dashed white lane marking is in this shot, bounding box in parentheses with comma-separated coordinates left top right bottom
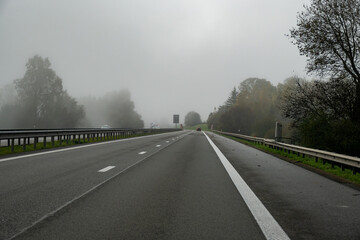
(166, 141, 170, 143)
(203, 132, 290, 240)
(98, 166, 115, 173)
(172, 138, 175, 140)
(138, 151, 147, 155)
(6, 131, 193, 240)
(156, 145, 161, 147)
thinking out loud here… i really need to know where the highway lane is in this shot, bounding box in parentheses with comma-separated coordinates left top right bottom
(0, 131, 188, 240)
(206, 132, 360, 240)
(6, 130, 267, 240)
(1, 130, 359, 239)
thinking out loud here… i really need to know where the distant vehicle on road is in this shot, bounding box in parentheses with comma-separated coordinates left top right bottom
(100, 125, 111, 129)
(196, 127, 201, 131)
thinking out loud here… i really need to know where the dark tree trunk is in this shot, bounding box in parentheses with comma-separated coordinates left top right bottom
(353, 82, 360, 123)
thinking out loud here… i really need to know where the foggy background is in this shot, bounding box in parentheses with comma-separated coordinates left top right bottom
(0, 0, 309, 127)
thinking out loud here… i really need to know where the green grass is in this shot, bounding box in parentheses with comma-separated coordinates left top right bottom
(213, 132, 360, 186)
(0, 133, 156, 157)
(185, 123, 209, 131)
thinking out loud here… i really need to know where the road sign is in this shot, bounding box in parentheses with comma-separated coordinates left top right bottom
(173, 114, 179, 124)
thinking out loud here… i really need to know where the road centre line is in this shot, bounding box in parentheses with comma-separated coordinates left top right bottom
(138, 151, 147, 155)
(203, 132, 290, 240)
(0, 131, 183, 163)
(98, 166, 115, 173)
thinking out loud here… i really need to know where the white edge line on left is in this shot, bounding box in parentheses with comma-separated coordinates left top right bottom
(0, 131, 181, 163)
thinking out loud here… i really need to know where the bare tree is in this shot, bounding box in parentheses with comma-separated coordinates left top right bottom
(290, 0, 360, 120)
(279, 76, 354, 125)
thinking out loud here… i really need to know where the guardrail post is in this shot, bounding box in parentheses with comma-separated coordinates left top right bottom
(43, 136, 46, 148)
(51, 136, 55, 147)
(11, 138, 14, 152)
(23, 138, 26, 151)
(34, 137, 38, 149)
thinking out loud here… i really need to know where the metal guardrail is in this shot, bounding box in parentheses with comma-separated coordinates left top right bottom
(213, 130, 360, 174)
(0, 128, 181, 153)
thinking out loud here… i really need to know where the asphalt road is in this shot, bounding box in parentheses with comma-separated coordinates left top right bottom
(0, 130, 359, 239)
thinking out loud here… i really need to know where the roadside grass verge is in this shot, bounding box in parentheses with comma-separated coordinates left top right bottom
(0, 133, 156, 157)
(214, 132, 360, 186)
(185, 123, 209, 131)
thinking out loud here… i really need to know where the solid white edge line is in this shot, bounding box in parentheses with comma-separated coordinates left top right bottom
(203, 132, 290, 240)
(0, 131, 184, 163)
(98, 166, 116, 173)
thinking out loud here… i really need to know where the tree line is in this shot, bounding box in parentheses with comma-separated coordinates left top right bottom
(209, 0, 360, 157)
(207, 78, 285, 138)
(208, 75, 360, 156)
(0, 55, 144, 129)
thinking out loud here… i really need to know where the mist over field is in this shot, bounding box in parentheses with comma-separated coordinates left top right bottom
(0, 0, 309, 127)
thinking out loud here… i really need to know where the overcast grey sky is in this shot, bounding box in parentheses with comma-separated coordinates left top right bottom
(0, 0, 309, 127)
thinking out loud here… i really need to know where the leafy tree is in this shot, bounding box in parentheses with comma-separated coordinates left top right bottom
(184, 111, 202, 126)
(237, 78, 278, 137)
(79, 90, 144, 128)
(218, 105, 253, 135)
(289, 0, 360, 121)
(224, 87, 238, 109)
(207, 78, 281, 138)
(103, 90, 144, 128)
(8, 55, 85, 128)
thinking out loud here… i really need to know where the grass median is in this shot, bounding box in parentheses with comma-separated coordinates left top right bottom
(213, 132, 360, 186)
